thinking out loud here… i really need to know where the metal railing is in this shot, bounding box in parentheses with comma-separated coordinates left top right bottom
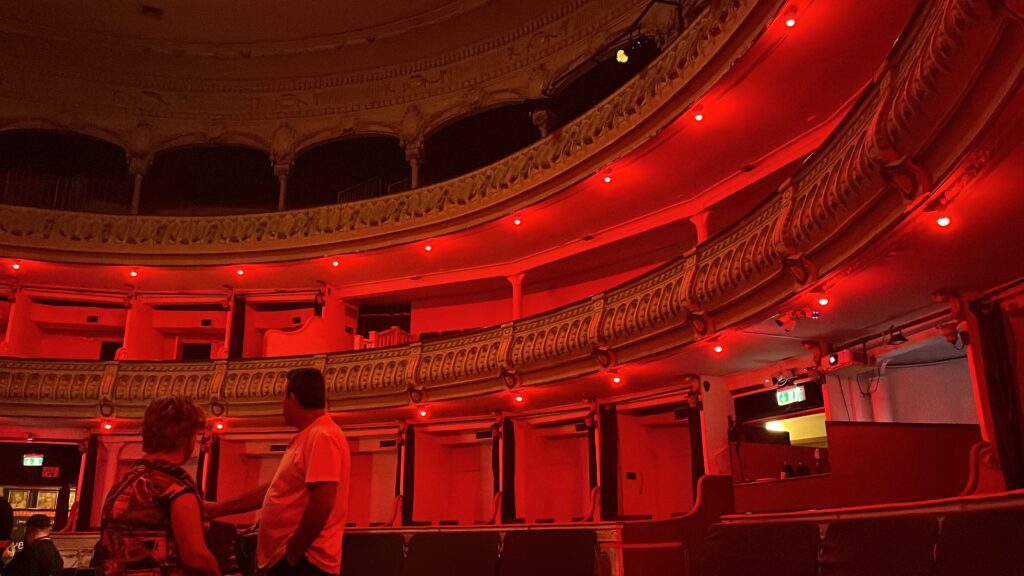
(336, 176, 412, 204)
(0, 170, 131, 213)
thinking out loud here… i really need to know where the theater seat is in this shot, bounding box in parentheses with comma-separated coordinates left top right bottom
(820, 516, 938, 576)
(403, 532, 500, 576)
(498, 530, 597, 576)
(342, 533, 404, 576)
(934, 509, 1024, 576)
(699, 522, 819, 576)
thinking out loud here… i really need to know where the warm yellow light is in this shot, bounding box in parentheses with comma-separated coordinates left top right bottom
(765, 420, 785, 432)
(616, 49, 629, 64)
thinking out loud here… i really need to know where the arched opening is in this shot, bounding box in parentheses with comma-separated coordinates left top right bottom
(0, 130, 130, 212)
(549, 35, 661, 127)
(420, 102, 540, 186)
(288, 136, 410, 209)
(140, 146, 277, 215)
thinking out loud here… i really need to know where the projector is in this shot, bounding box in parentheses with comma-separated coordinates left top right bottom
(820, 349, 869, 374)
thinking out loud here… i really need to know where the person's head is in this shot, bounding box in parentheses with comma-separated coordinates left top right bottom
(142, 396, 206, 464)
(283, 368, 326, 427)
(24, 515, 50, 545)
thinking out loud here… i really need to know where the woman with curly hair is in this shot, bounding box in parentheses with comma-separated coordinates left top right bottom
(96, 397, 220, 576)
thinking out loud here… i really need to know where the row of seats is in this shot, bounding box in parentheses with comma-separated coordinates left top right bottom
(700, 508, 1024, 576)
(343, 530, 597, 576)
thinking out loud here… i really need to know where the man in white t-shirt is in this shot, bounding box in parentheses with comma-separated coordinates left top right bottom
(208, 368, 350, 576)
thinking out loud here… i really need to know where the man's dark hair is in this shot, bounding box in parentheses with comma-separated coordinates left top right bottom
(286, 368, 326, 409)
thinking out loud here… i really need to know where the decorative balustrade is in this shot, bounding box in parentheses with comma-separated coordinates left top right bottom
(0, 0, 782, 264)
(1, 0, 1017, 420)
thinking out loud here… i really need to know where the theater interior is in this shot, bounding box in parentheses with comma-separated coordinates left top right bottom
(1, 0, 1023, 574)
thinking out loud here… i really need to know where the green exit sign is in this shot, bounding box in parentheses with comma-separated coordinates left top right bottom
(23, 454, 44, 467)
(776, 385, 806, 406)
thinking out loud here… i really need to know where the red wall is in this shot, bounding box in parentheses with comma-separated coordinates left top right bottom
(513, 421, 590, 522)
(618, 411, 693, 519)
(412, 428, 494, 525)
(733, 421, 981, 512)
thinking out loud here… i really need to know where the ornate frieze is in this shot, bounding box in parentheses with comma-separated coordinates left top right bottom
(0, 0, 1016, 419)
(0, 0, 774, 264)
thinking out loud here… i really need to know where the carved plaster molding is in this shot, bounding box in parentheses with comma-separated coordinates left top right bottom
(1, 0, 1018, 419)
(0, 0, 775, 264)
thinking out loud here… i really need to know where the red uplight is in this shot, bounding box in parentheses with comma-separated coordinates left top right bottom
(694, 112, 704, 122)
(713, 344, 724, 353)
(331, 260, 340, 267)
(603, 176, 612, 183)
(785, 18, 796, 27)
(215, 422, 225, 431)
(11, 262, 21, 270)
(235, 268, 245, 276)
(818, 297, 830, 307)
(513, 217, 522, 226)
(418, 408, 429, 417)
(612, 376, 622, 384)
(424, 245, 433, 252)
(514, 393, 525, 403)
(936, 215, 951, 227)
(103, 422, 113, 431)
(129, 270, 139, 278)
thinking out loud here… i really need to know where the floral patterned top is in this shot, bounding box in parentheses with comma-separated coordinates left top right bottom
(96, 460, 202, 576)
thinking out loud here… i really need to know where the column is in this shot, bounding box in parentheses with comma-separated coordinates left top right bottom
(404, 141, 423, 189)
(508, 273, 526, 321)
(1, 289, 38, 357)
(128, 156, 150, 215)
(689, 210, 711, 244)
(274, 161, 291, 211)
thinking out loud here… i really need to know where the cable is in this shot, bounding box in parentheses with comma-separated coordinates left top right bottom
(833, 374, 851, 420)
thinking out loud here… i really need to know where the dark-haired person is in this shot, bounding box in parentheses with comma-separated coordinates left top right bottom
(0, 493, 12, 565)
(96, 397, 221, 576)
(208, 368, 350, 576)
(1, 515, 62, 576)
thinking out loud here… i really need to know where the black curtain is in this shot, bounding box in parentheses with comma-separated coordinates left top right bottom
(599, 405, 619, 519)
(970, 299, 1024, 489)
(502, 419, 517, 522)
(688, 404, 706, 499)
(401, 427, 416, 524)
(228, 296, 246, 359)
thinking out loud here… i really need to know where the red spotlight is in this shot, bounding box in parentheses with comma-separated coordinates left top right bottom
(103, 422, 113, 431)
(513, 217, 522, 226)
(612, 376, 622, 384)
(417, 405, 430, 418)
(235, 268, 245, 276)
(424, 244, 433, 252)
(514, 393, 525, 403)
(11, 262, 21, 270)
(129, 269, 139, 278)
(818, 297, 830, 307)
(694, 112, 704, 122)
(936, 214, 951, 228)
(331, 259, 340, 267)
(215, 422, 225, 431)
(785, 18, 796, 27)
(603, 175, 612, 183)
(713, 344, 724, 353)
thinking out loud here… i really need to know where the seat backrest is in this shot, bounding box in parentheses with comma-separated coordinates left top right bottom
(497, 530, 597, 576)
(934, 508, 1024, 576)
(820, 516, 938, 576)
(699, 522, 819, 576)
(342, 533, 405, 576)
(403, 532, 500, 576)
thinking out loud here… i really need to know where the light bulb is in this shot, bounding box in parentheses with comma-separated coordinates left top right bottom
(785, 18, 796, 27)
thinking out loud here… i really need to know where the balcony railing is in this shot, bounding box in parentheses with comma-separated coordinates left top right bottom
(0, 170, 131, 213)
